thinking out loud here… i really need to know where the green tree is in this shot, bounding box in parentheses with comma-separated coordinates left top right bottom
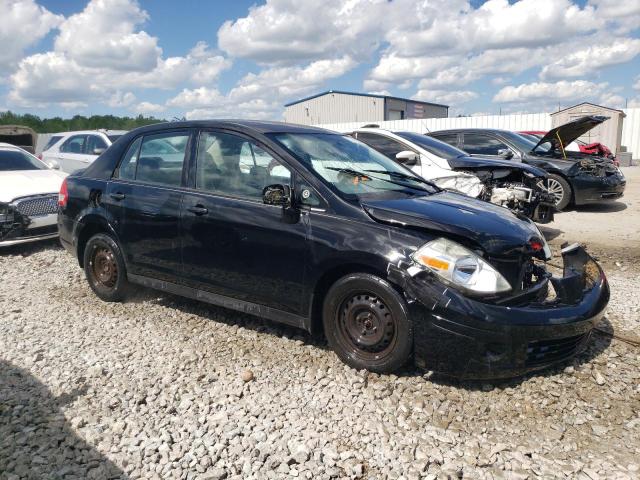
(0, 111, 165, 133)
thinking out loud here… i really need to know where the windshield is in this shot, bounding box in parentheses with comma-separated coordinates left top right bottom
(267, 132, 437, 199)
(108, 134, 123, 143)
(0, 149, 47, 171)
(395, 131, 466, 160)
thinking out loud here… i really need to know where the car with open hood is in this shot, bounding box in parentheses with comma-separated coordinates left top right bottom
(0, 143, 67, 246)
(429, 116, 626, 210)
(520, 130, 617, 165)
(58, 120, 609, 378)
(350, 127, 554, 223)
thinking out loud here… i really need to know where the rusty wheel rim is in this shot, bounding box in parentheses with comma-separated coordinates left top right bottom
(91, 246, 117, 289)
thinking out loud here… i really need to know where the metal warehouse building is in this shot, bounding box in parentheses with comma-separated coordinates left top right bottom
(284, 90, 449, 125)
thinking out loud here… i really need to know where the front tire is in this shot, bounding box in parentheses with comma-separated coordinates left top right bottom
(545, 174, 572, 210)
(323, 273, 413, 373)
(83, 233, 131, 302)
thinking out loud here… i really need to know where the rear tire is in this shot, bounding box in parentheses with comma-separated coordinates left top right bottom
(546, 174, 572, 210)
(83, 233, 131, 302)
(323, 273, 413, 373)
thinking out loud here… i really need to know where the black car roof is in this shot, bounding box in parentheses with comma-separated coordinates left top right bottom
(131, 120, 331, 136)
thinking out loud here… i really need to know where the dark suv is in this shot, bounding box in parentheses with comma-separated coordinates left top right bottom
(58, 121, 609, 378)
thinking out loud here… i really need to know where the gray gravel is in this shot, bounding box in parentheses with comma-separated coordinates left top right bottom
(1, 169, 639, 480)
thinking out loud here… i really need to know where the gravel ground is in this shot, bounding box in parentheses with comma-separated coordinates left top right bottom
(1, 168, 639, 480)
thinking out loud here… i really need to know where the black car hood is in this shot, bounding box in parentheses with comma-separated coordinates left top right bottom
(533, 115, 608, 152)
(362, 191, 542, 257)
(448, 155, 547, 178)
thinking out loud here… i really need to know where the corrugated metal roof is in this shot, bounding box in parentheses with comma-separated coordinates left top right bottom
(284, 90, 449, 109)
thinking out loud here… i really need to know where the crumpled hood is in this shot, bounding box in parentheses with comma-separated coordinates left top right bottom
(363, 191, 542, 257)
(0, 169, 67, 203)
(533, 115, 608, 152)
(448, 155, 547, 178)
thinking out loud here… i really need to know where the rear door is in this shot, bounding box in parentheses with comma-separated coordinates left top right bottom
(461, 133, 515, 160)
(106, 130, 192, 281)
(180, 129, 308, 316)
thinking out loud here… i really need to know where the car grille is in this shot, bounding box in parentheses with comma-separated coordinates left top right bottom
(525, 332, 591, 367)
(14, 195, 58, 217)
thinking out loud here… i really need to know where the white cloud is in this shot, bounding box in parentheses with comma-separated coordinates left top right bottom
(540, 38, 640, 79)
(217, 0, 388, 65)
(385, 0, 597, 57)
(0, 0, 62, 71)
(493, 80, 608, 103)
(54, 0, 160, 72)
(107, 91, 136, 108)
(7, 0, 231, 108)
(167, 57, 357, 119)
(633, 76, 640, 91)
(167, 87, 224, 108)
(134, 101, 165, 115)
(598, 92, 625, 109)
(8, 52, 98, 107)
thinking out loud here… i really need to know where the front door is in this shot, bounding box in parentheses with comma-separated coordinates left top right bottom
(181, 130, 307, 315)
(57, 134, 89, 173)
(106, 130, 192, 280)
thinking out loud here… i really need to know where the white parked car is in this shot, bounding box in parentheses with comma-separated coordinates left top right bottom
(0, 143, 67, 246)
(349, 127, 555, 223)
(40, 130, 126, 173)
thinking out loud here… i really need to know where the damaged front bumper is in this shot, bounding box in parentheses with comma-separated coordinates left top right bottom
(0, 201, 58, 247)
(392, 244, 609, 379)
(573, 170, 626, 205)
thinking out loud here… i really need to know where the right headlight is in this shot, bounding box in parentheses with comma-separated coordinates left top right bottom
(411, 238, 512, 294)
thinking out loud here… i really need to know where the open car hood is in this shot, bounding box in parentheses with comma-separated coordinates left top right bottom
(532, 115, 608, 152)
(362, 191, 542, 257)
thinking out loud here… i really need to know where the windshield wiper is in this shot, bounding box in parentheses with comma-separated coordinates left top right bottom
(326, 167, 372, 179)
(363, 169, 437, 192)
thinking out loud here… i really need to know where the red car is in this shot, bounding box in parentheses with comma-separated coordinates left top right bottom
(519, 130, 618, 166)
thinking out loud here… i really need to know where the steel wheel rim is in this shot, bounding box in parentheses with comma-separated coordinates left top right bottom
(338, 293, 396, 359)
(91, 246, 117, 289)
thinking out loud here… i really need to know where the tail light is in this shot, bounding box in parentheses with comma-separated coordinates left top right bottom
(58, 178, 68, 207)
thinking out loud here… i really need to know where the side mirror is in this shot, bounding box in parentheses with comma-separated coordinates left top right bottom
(93, 147, 106, 155)
(498, 148, 514, 159)
(263, 184, 291, 206)
(395, 150, 419, 166)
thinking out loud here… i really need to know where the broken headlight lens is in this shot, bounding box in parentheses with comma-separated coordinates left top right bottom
(412, 238, 512, 294)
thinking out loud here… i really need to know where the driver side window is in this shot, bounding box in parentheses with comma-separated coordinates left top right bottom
(196, 131, 291, 200)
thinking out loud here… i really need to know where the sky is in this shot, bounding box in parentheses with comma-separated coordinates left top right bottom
(0, 0, 639, 120)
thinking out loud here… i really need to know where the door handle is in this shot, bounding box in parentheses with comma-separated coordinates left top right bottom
(187, 205, 208, 216)
(110, 192, 125, 201)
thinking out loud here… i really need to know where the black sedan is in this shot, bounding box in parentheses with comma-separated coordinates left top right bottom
(58, 120, 609, 378)
(429, 119, 625, 210)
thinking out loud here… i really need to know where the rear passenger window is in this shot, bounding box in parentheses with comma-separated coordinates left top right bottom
(117, 133, 189, 186)
(431, 133, 459, 147)
(463, 134, 508, 156)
